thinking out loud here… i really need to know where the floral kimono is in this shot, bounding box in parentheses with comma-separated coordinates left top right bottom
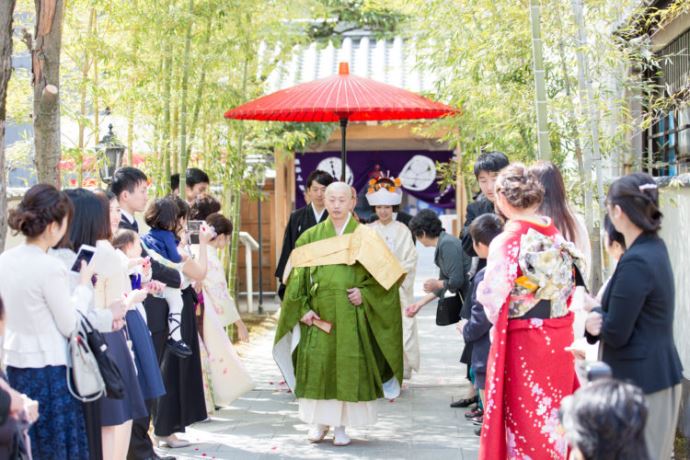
(477, 218, 581, 460)
(194, 245, 254, 410)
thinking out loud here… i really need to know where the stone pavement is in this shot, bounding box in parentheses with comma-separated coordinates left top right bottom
(158, 244, 480, 459)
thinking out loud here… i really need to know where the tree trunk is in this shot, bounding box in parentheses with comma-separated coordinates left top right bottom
(32, 0, 65, 187)
(178, 0, 194, 173)
(571, 0, 604, 291)
(528, 0, 552, 161)
(0, 0, 17, 252)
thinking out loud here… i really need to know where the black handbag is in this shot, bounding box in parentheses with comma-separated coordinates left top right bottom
(436, 292, 463, 326)
(81, 314, 125, 399)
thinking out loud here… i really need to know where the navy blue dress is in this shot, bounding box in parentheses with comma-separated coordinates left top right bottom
(99, 330, 148, 426)
(7, 365, 89, 460)
(125, 309, 166, 400)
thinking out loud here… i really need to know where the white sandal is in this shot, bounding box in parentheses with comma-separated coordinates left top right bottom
(333, 426, 351, 446)
(307, 424, 329, 443)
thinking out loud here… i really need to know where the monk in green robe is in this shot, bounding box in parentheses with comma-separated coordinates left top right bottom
(273, 181, 405, 446)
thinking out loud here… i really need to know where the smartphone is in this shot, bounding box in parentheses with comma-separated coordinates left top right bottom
(188, 220, 203, 245)
(71, 244, 97, 272)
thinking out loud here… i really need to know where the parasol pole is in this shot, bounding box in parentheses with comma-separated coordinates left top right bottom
(339, 117, 348, 182)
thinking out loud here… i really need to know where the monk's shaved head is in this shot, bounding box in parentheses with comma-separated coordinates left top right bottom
(325, 182, 352, 221)
(325, 181, 351, 198)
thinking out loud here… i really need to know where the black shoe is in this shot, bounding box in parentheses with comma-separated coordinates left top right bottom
(166, 338, 192, 358)
(450, 395, 478, 408)
(145, 455, 176, 460)
(474, 427, 481, 437)
(464, 407, 483, 419)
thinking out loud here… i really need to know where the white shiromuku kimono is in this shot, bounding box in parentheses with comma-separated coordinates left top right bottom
(369, 219, 419, 378)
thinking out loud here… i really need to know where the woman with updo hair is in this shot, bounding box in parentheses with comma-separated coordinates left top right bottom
(476, 164, 583, 460)
(585, 173, 682, 460)
(0, 184, 93, 459)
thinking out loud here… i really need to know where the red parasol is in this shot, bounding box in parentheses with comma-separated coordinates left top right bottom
(224, 62, 457, 180)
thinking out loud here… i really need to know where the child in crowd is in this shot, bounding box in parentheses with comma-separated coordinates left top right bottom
(111, 229, 166, 401)
(459, 213, 504, 436)
(455, 151, 509, 410)
(140, 197, 192, 358)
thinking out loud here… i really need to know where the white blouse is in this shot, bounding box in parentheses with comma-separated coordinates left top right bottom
(0, 244, 92, 368)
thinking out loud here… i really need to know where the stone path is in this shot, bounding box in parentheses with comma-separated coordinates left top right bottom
(158, 244, 480, 459)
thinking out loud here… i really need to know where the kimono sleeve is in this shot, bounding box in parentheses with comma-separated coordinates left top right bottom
(477, 232, 519, 324)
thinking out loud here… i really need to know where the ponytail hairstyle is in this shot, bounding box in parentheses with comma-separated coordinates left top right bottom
(606, 173, 662, 234)
(531, 161, 577, 242)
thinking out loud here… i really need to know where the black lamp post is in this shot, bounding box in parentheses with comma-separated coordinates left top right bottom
(96, 124, 126, 184)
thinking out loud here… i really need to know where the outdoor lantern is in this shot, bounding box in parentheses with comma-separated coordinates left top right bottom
(246, 153, 268, 189)
(96, 124, 126, 184)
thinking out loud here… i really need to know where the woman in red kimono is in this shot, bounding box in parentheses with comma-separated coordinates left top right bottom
(477, 164, 582, 460)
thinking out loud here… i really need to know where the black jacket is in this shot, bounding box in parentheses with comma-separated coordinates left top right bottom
(462, 269, 491, 376)
(433, 232, 470, 299)
(586, 233, 683, 394)
(461, 195, 494, 257)
(119, 215, 181, 333)
(275, 204, 328, 297)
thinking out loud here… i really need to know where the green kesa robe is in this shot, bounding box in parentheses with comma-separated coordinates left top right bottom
(273, 216, 405, 403)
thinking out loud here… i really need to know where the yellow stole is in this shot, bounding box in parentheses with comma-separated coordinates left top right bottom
(283, 224, 406, 290)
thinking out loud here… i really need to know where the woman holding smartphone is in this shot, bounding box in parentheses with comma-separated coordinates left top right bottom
(0, 184, 92, 459)
(64, 189, 149, 460)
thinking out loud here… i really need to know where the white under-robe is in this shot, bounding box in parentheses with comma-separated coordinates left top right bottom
(298, 399, 379, 427)
(368, 219, 420, 377)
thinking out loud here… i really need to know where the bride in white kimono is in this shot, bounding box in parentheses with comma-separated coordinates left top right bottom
(366, 176, 420, 378)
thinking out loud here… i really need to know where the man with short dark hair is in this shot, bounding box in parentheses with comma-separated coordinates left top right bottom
(170, 169, 209, 202)
(275, 169, 335, 299)
(460, 151, 509, 257)
(184, 168, 210, 203)
(112, 167, 178, 460)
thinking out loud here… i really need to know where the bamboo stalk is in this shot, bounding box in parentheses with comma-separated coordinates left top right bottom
(178, 0, 194, 172)
(529, 0, 552, 161)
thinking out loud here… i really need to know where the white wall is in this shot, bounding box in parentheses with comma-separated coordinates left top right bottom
(660, 186, 690, 379)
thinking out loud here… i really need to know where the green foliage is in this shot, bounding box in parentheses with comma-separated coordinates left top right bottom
(307, 0, 405, 41)
(402, 0, 666, 200)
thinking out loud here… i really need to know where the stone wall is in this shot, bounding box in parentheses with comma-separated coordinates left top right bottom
(659, 182, 690, 379)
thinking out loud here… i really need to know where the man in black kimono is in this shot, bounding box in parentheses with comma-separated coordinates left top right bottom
(112, 167, 179, 460)
(275, 169, 334, 299)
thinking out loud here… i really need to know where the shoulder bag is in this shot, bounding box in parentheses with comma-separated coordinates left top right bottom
(436, 291, 464, 326)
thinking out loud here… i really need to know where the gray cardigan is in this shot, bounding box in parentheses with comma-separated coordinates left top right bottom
(433, 231, 470, 298)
